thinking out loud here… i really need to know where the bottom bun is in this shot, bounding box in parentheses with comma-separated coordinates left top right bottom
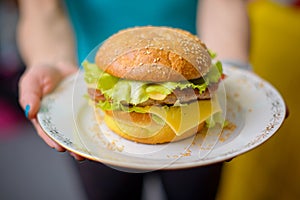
(96, 110, 205, 144)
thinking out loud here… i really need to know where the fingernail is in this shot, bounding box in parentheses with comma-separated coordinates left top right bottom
(25, 104, 30, 118)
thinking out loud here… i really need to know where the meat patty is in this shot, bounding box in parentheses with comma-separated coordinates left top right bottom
(88, 83, 218, 107)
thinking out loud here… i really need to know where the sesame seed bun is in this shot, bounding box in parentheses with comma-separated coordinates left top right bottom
(86, 26, 220, 145)
(95, 26, 211, 82)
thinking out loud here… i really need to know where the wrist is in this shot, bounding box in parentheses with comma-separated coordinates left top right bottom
(55, 60, 78, 76)
(220, 59, 252, 71)
(28, 60, 77, 76)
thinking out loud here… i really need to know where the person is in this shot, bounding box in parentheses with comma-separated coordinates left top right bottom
(17, 0, 250, 199)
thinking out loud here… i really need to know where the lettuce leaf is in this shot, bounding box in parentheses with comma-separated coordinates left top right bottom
(205, 61, 223, 83)
(208, 49, 217, 59)
(83, 58, 222, 112)
(83, 61, 103, 84)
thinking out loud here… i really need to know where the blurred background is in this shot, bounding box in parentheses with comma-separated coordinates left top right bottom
(218, 1, 300, 200)
(0, 0, 299, 200)
(0, 0, 88, 199)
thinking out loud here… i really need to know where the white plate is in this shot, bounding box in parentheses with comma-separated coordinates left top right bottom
(37, 66, 286, 171)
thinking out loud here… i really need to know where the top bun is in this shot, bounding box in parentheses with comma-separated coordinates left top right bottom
(95, 26, 211, 82)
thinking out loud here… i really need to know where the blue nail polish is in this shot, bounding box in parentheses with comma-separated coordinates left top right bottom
(25, 104, 30, 118)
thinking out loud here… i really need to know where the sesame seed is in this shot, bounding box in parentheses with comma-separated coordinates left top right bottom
(153, 58, 160, 63)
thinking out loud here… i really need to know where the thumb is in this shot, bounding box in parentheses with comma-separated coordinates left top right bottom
(18, 66, 63, 118)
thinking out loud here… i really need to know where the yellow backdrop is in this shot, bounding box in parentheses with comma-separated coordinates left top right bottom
(218, 1, 300, 200)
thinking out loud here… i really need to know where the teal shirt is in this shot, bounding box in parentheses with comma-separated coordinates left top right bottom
(64, 0, 198, 63)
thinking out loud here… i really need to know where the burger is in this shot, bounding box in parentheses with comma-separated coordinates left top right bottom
(83, 26, 223, 144)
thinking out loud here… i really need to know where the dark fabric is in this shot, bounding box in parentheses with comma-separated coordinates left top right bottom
(76, 160, 223, 200)
(76, 161, 144, 200)
(159, 163, 223, 200)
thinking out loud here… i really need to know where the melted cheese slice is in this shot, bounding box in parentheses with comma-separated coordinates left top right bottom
(104, 97, 222, 138)
(146, 97, 221, 136)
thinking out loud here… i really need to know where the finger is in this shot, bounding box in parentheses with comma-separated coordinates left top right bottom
(18, 69, 43, 119)
(40, 67, 64, 95)
(285, 106, 289, 119)
(19, 66, 63, 118)
(32, 118, 66, 152)
(69, 151, 86, 161)
(225, 157, 235, 162)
